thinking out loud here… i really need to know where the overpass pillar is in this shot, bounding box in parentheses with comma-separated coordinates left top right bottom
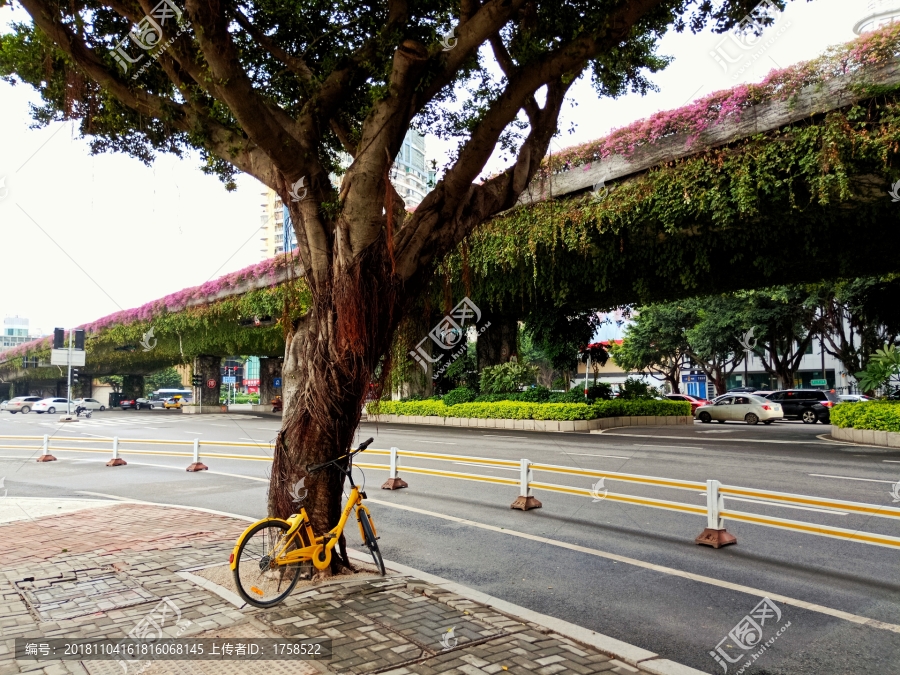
(259, 357, 283, 407)
(122, 375, 145, 399)
(192, 355, 222, 408)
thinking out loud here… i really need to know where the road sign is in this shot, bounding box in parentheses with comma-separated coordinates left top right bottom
(50, 349, 85, 367)
(206, 378, 217, 389)
(192, 375, 203, 386)
(681, 374, 706, 382)
(222, 376, 236, 384)
(273, 377, 282, 388)
(810, 379, 828, 386)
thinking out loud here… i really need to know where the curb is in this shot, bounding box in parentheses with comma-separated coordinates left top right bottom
(12, 495, 707, 675)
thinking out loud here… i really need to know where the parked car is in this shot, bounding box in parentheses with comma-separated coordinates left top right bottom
(118, 397, 138, 410)
(839, 394, 874, 403)
(666, 393, 710, 414)
(73, 397, 106, 411)
(3, 396, 43, 414)
(727, 386, 758, 393)
(762, 389, 841, 424)
(135, 398, 155, 410)
(163, 396, 183, 409)
(695, 394, 783, 425)
(32, 397, 75, 414)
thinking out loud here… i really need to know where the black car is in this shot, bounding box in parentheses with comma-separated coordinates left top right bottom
(762, 389, 840, 424)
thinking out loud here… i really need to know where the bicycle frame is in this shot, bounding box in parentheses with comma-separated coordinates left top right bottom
(230, 441, 376, 573)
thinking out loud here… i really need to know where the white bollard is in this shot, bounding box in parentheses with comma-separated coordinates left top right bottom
(186, 437, 208, 472)
(37, 433, 56, 462)
(107, 436, 126, 466)
(695, 479, 736, 548)
(510, 458, 541, 510)
(381, 446, 408, 490)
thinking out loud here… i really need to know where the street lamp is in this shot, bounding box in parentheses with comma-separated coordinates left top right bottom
(738, 327, 757, 389)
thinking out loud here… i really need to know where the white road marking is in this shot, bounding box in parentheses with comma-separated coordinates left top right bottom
(453, 462, 519, 472)
(567, 453, 632, 460)
(633, 445, 702, 451)
(482, 435, 528, 439)
(602, 433, 828, 445)
(884, 460, 900, 464)
(414, 440, 457, 445)
(184, 432, 202, 435)
(809, 474, 898, 485)
(209, 424, 229, 427)
(365, 498, 900, 634)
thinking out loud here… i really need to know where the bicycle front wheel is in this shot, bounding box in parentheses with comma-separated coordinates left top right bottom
(357, 508, 386, 576)
(232, 519, 302, 608)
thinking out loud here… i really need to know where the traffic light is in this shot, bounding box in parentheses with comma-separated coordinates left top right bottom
(54, 328, 65, 349)
(191, 374, 203, 387)
(74, 329, 85, 351)
(72, 368, 79, 383)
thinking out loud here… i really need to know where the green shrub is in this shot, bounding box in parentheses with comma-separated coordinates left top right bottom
(479, 360, 538, 394)
(443, 387, 477, 406)
(475, 387, 551, 403)
(830, 401, 900, 431)
(367, 398, 690, 420)
(617, 377, 659, 400)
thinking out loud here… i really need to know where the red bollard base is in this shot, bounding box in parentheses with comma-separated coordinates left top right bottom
(186, 462, 209, 472)
(106, 458, 128, 467)
(381, 477, 408, 490)
(36, 454, 57, 463)
(510, 496, 542, 511)
(695, 528, 737, 548)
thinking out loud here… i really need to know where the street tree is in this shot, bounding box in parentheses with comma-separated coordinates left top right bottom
(523, 305, 605, 390)
(812, 277, 900, 379)
(611, 303, 691, 394)
(0, 0, 772, 572)
(683, 295, 746, 395)
(742, 287, 820, 389)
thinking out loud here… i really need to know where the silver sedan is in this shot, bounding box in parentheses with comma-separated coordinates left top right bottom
(695, 395, 783, 425)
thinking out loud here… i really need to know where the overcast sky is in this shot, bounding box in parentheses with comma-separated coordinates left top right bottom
(0, 0, 864, 335)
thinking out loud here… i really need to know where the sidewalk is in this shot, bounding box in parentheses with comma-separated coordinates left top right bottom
(0, 499, 705, 675)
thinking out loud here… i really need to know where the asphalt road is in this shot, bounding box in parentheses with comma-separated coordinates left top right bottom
(2, 409, 899, 674)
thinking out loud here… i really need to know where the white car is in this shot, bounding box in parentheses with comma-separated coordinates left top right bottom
(695, 394, 783, 425)
(73, 398, 106, 411)
(838, 394, 873, 403)
(32, 397, 76, 414)
(4, 396, 44, 414)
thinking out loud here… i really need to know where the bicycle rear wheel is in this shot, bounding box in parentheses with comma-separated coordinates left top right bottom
(357, 509, 385, 576)
(232, 519, 302, 608)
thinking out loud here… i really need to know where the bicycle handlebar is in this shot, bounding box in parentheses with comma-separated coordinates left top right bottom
(306, 438, 375, 474)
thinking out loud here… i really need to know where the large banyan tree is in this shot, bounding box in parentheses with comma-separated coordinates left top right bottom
(0, 0, 776, 570)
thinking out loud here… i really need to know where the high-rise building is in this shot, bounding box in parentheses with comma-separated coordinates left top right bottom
(259, 189, 285, 260)
(272, 130, 430, 255)
(392, 130, 428, 207)
(1, 316, 33, 352)
(854, 0, 900, 34)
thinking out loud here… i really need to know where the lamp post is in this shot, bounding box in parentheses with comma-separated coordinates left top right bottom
(738, 328, 757, 389)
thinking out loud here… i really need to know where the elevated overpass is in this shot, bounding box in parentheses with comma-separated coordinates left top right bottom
(3, 27, 900, 399)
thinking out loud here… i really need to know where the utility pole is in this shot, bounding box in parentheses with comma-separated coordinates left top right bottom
(66, 329, 73, 415)
(821, 335, 827, 389)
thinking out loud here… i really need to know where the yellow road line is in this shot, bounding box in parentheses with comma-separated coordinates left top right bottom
(720, 486, 900, 520)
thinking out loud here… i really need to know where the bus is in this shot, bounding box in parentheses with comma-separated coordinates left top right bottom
(149, 389, 193, 404)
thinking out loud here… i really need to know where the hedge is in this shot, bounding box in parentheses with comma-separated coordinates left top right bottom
(829, 402, 900, 432)
(367, 399, 690, 421)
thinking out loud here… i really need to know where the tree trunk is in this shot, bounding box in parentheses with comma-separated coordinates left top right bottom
(269, 247, 399, 572)
(476, 311, 518, 370)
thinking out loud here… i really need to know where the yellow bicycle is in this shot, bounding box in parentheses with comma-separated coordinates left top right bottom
(229, 437, 384, 608)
